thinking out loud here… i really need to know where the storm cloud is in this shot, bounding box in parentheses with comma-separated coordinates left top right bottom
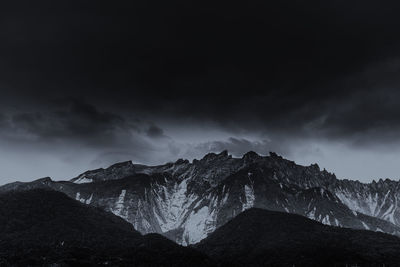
(1, 0, 400, 183)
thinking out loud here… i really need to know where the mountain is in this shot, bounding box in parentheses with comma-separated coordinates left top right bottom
(2, 151, 400, 245)
(0, 189, 213, 266)
(195, 208, 400, 267)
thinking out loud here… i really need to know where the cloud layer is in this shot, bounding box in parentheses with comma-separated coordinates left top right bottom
(1, 0, 400, 183)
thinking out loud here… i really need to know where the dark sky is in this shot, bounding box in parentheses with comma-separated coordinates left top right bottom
(1, 0, 400, 184)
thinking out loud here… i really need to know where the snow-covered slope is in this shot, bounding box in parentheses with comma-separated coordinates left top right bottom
(2, 151, 400, 245)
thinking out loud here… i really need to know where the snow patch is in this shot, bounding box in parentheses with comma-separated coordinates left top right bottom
(153, 179, 198, 233)
(75, 192, 92, 204)
(73, 176, 93, 184)
(85, 194, 93, 204)
(182, 206, 216, 245)
(383, 196, 397, 224)
(361, 221, 370, 230)
(322, 215, 330, 225)
(284, 207, 289, 212)
(334, 218, 340, 226)
(307, 207, 317, 220)
(242, 184, 255, 211)
(111, 190, 128, 220)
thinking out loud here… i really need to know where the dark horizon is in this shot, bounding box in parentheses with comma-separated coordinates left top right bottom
(2, 1, 400, 183)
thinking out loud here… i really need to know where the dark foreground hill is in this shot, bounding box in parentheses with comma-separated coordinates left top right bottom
(0, 189, 213, 266)
(195, 208, 400, 267)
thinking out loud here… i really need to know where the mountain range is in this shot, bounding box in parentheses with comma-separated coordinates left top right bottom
(2, 151, 400, 246)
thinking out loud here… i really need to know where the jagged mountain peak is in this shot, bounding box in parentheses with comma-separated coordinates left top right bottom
(268, 151, 283, 159)
(377, 178, 399, 185)
(175, 158, 190, 165)
(200, 150, 232, 162)
(0, 176, 54, 193)
(70, 160, 138, 183)
(69, 150, 331, 185)
(108, 160, 134, 168)
(242, 151, 262, 162)
(35, 176, 53, 183)
(308, 163, 320, 171)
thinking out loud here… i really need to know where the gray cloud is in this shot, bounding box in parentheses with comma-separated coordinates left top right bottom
(146, 125, 167, 139)
(2, 1, 400, 149)
(1, 100, 139, 148)
(2, 0, 400, 183)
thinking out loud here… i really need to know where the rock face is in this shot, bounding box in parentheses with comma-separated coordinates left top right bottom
(195, 208, 400, 267)
(2, 151, 400, 245)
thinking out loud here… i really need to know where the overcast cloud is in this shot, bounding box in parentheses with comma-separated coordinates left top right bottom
(1, 0, 400, 184)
